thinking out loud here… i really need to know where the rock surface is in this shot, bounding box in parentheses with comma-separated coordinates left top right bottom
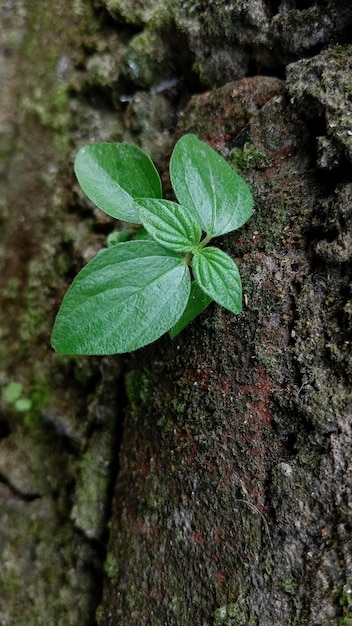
(0, 0, 351, 625)
(99, 72, 352, 625)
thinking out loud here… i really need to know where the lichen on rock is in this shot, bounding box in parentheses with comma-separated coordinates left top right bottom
(287, 45, 352, 165)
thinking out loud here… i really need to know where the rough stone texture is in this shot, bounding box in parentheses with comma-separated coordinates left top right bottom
(99, 74, 352, 625)
(1, 0, 351, 625)
(0, 2, 124, 624)
(105, 0, 352, 85)
(287, 45, 352, 166)
(173, 0, 352, 84)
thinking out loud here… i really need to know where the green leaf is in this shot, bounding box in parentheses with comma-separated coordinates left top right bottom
(14, 398, 32, 412)
(107, 229, 133, 246)
(192, 247, 242, 314)
(74, 142, 162, 223)
(170, 134, 253, 236)
(136, 198, 202, 252)
(135, 226, 153, 240)
(3, 381, 23, 403)
(51, 241, 190, 355)
(169, 281, 212, 339)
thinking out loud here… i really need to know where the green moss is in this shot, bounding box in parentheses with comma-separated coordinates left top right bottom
(19, 257, 55, 344)
(231, 142, 270, 171)
(104, 551, 119, 583)
(23, 384, 52, 427)
(21, 18, 70, 155)
(125, 369, 151, 409)
(0, 2, 107, 623)
(71, 429, 113, 539)
(247, 173, 314, 251)
(125, 29, 172, 88)
(21, 82, 70, 132)
(156, 407, 177, 433)
(337, 585, 352, 625)
(213, 602, 251, 626)
(105, 0, 171, 26)
(3, 276, 21, 300)
(96, 603, 104, 624)
(281, 578, 296, 594)
(147, 0, 174, 29)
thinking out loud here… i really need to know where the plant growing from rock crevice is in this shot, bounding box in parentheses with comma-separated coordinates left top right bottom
(51, 134, 253, 355)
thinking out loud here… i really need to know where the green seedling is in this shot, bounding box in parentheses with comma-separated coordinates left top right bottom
(3, 381, 32, 412)
(51, 134, 253, 355)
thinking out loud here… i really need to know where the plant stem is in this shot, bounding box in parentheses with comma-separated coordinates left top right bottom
(199, 232, 213, 248)
(183, 233, 213, 266)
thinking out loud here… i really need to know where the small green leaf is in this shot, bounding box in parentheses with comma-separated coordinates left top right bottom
(107, 230, 134, 246)
(51, 241, 190, 355)
(169, 281, 212, 339)
(170, 134, 253, 236)
(192, 247, 242, 314)
(136, 198, 202, 252)
(14, 398, 32, 412)
(135, 226, 153, 240)
(3, 381, 23, 403)
(74, 142, 162, 223)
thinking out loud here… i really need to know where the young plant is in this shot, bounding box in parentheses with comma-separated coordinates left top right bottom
(51, 134, 253, 355)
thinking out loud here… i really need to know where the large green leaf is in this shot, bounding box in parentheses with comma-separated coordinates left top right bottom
(192, 246, 242, 314)
(51, 241, 190, 355)
(170, 134, 253, 236)
(74, 142, 162, 223)
(169, 281, 212, 339)
(136, 198, 202, 252)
